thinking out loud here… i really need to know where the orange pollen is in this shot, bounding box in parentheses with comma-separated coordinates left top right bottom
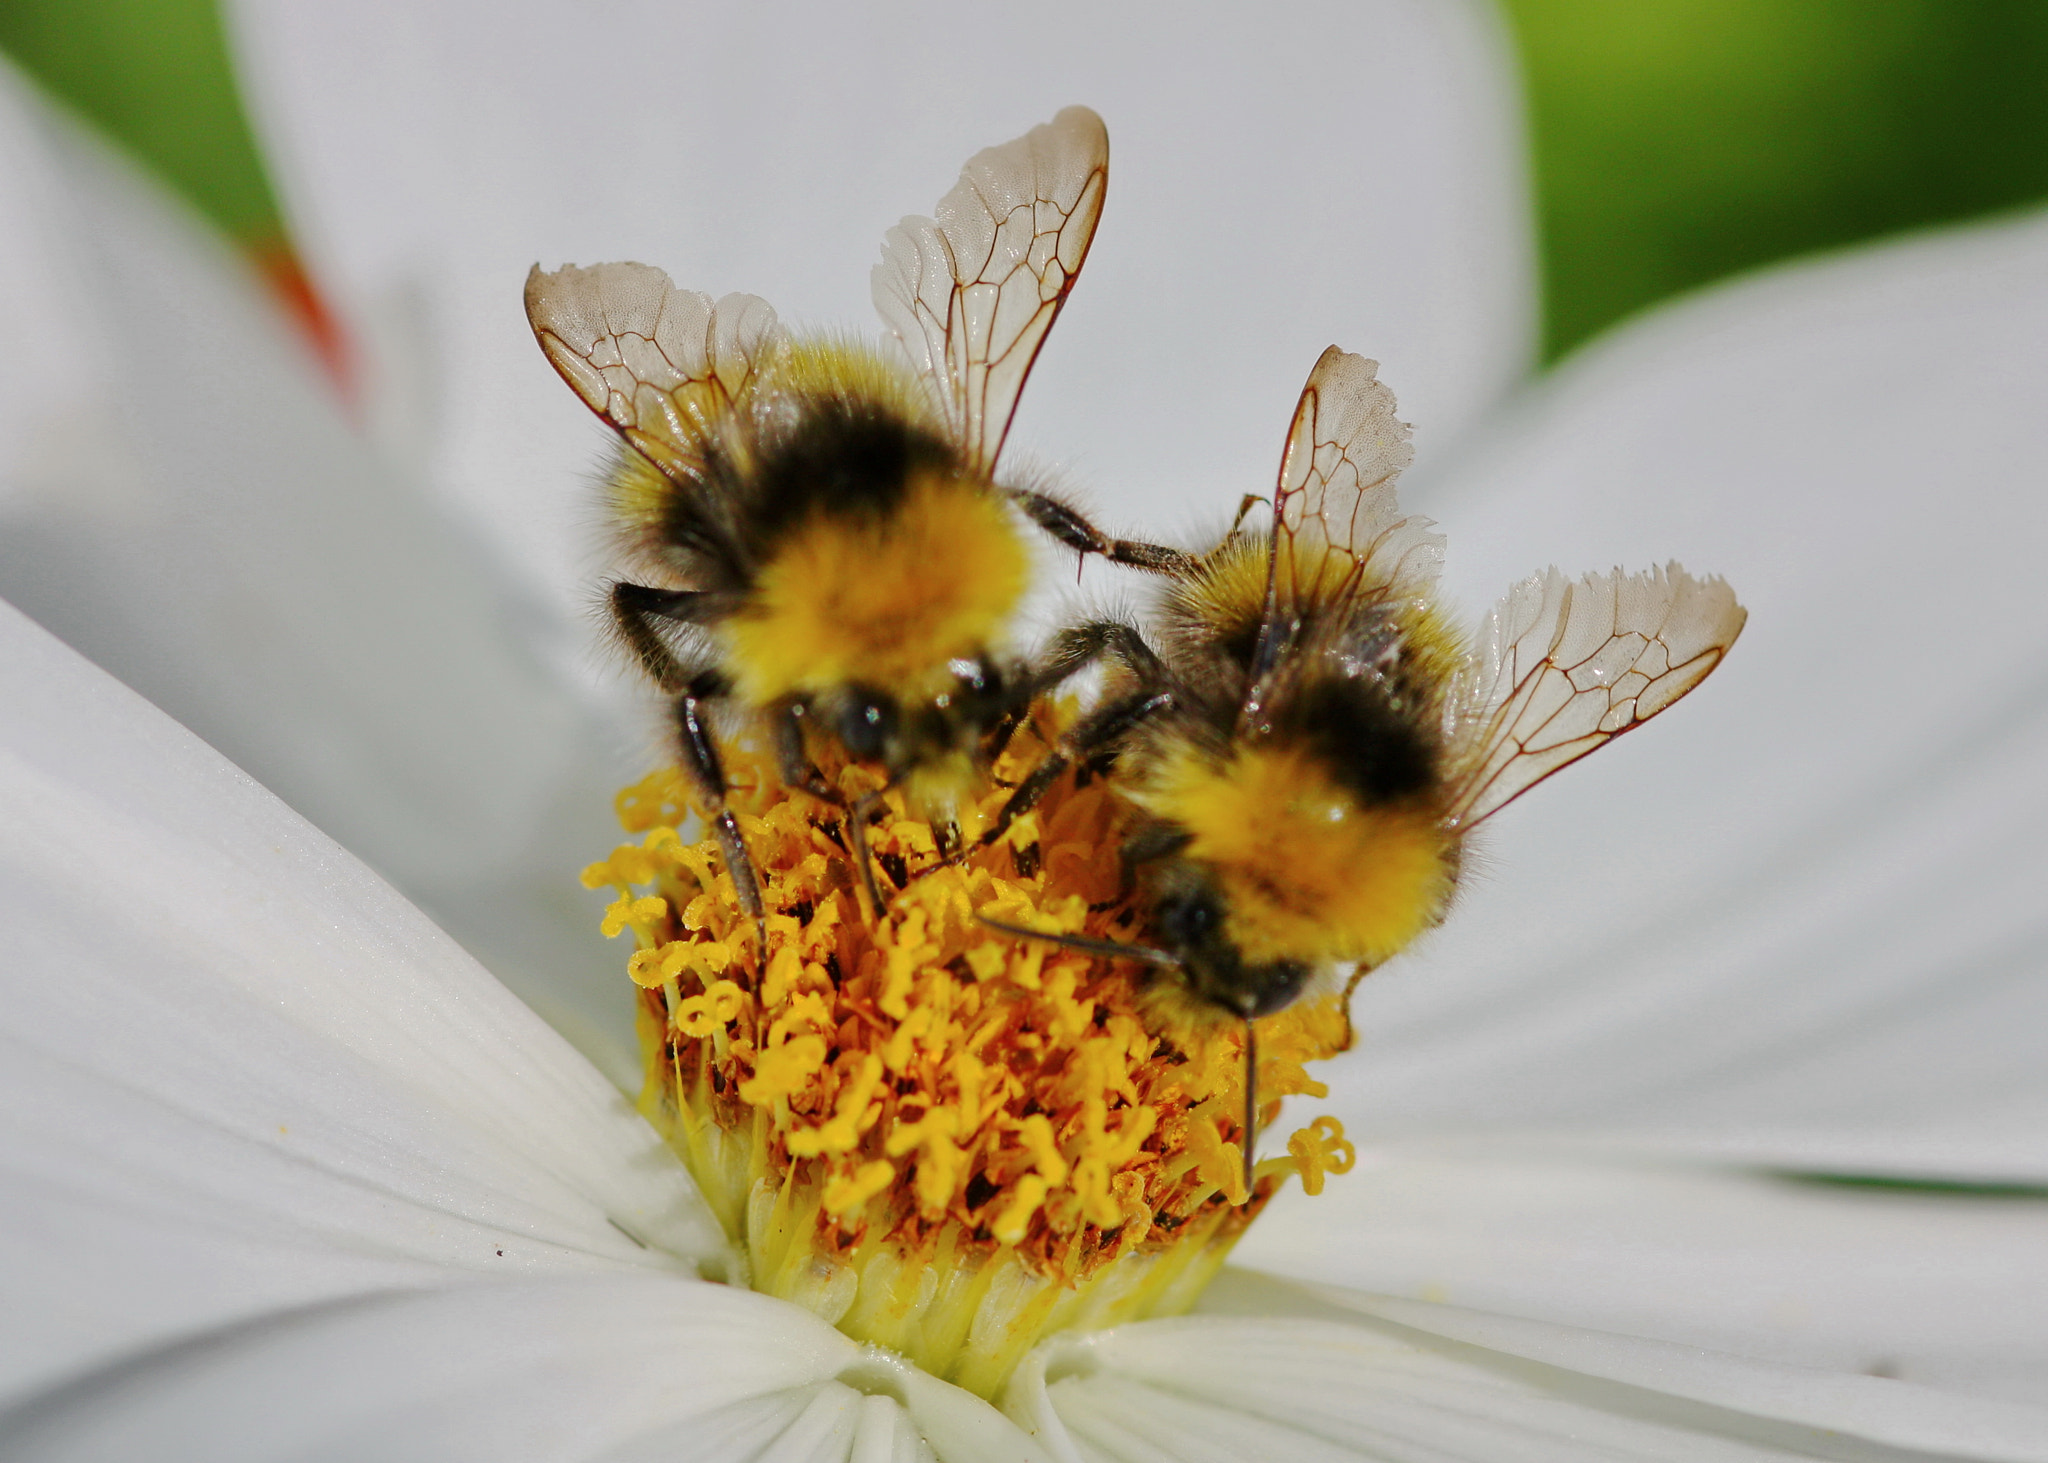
(583, 707, 1357, 1399)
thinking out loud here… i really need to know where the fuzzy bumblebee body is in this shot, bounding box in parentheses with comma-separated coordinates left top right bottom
(1121, 536, 1468, 1008)
(596, 336, 1033, 813)
(527, 109, 1160, 915)
(1018, 347, 1747, 1025)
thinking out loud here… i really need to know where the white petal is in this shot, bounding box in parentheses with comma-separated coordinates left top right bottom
(0, 1278, 839, 1461)
(1014, 1289, 2048, 1462)
(2, 1277, 1047, 1463)
(227, 0, 1533, 611)
(0, 62, 643, 1076)
(0, 605, 727, 1404)
(1233, 1146, 2048, 1405)
(1338, 208, 2048, 1177)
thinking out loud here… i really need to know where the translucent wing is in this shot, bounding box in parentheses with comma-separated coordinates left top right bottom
(873, 106, 1108, 473)
(1271, 347, 1440, 613)
(1240, 348, 1441, 723)
(1443, 563, 1746, 829)
(524, 262, 785, 481)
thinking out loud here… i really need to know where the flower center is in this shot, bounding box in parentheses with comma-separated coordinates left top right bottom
(583, 711, 1356, 1400)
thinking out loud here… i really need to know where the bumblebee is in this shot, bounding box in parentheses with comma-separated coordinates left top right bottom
(994, 346, 1747, 1028)
(526, 108, 1169, 920)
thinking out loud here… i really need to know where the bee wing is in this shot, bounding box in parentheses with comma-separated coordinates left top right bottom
(1443, 563, 1746, 829)
(1240, 348, 1441, 718)
(872, 106, 1109, 473)
(524, 261, 786, 481)
(1271, 347, 1441, 607)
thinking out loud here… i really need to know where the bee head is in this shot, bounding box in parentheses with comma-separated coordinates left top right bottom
(1149, 868, 1313, 1020)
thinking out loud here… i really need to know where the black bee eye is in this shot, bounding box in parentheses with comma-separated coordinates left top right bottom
(838, 688, 898, 760)
(1245, 962, 1313, 1018)
(1156, 885, 1221, 948)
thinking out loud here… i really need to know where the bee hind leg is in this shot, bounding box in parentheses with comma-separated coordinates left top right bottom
(1009, 489, 1193, 576)
(609, 581, 723, 692)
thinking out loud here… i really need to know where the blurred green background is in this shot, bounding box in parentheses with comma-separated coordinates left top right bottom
(6, 0, 2048, 363)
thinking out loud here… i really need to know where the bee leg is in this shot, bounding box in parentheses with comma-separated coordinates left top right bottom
(980, 687, 1173, 849)
(982, 700, 1034, 769)
(769, 704, 887, 915)
(843, 789, 889, 920)
(980, 618, 1171, 850)
(770, 703, 842, 805)
(611, 581, 722, 692)
(672, 686, 766, 944)
(1008, 489, 1194, 576)
(1044, 616, 1168, 684)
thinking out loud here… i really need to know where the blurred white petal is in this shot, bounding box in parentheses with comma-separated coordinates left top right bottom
(0, 602, 726, 1407)
(1337, 208, 2048, 1178)
(0, 1278, 923, 1463)
(226, 0, 1533, 615)
(0, 60, 641, 1077)
(1018, 1283, 2048, 1461)
(1234, 1146, 2048, 1405)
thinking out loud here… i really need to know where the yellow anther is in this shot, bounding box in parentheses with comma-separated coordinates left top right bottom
(602, 844, 658, 884)
(1286, 1116, 1356, 1197)
(1183, 1111, 1246, 1206)
(882, 1005, 935, 1073)
(990, 1175, 1048, 1245)
(962, 942, 1007, 984)
(760, 945, 806, 1007)
(601, 894, 667, 940)
(787, 1054, 887, 1157)
(915, 1129, 968, 1218)
(768, 990, 833, 1048)
(628, 942, 689, 989)
(1015, 1114, 1070, 1186)
(884, 1106, 961, 1159)
(674, 979, 749, 1038)
(822, 1160, 896, 1217)
(737, 1034, 828, 1103)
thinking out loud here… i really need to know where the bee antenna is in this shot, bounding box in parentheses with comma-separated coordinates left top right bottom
(1242, 1016, 1258, 1204)
(974, 914, 1182, 968)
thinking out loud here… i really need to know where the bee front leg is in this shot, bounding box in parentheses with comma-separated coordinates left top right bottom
(770, 703, 888, 919)
(979, 618, 1174, 850)
(980, 685, 1174, 850)
(770, 702, 842, 804)
(672, 685, 766, 937)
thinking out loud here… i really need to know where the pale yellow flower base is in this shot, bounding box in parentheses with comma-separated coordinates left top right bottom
(587, 712, 1356, 1399)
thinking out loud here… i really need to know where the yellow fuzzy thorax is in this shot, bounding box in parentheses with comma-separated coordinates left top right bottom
(727, 473, 1028, 705)
(1171, 532, 1376, 634)
(1139, 742, 1456, 969)
(582, 708, 1357, 1398)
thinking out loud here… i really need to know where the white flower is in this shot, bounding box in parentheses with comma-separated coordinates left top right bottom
(3, 2, 2046, 1457)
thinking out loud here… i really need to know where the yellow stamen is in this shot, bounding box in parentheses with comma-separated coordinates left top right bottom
(599, 707, 1357, 1399)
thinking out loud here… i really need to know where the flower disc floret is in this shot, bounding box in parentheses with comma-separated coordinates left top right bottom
(585, 710, 1356, 1398)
